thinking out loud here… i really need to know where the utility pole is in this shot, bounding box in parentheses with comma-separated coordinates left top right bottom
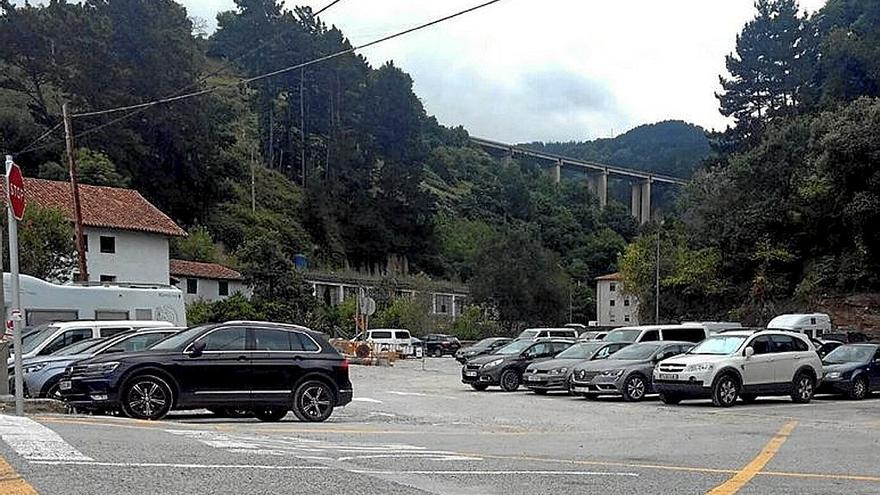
(655, 230, 661, 324)
(62, 103, 89, 282)
(300, 67, 306, 187)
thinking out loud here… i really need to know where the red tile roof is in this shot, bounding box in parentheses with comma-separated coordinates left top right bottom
(2, 178, 186, 237)
(595, 272, 623, 281)
(170, 259, 244, 281)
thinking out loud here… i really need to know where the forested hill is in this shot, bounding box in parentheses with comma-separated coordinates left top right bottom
(525, 120, 711, 179)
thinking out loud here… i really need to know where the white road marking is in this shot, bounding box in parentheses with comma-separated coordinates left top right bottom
(351, 469, 639, 477)
(386, 391, 458, 400)
(30, 460, 327, 470)
(0, 414, 92, 461)
(338, 454, 483, 462)
(352, 397, 383, 404)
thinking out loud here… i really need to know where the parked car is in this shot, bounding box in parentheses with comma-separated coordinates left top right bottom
(523, 341, 629, 394)
(653, 329, 823, 407)
(455, 337, 512, 363)
(515, 328, 579, 341)
(823, 331, 870, 344)
(59, 321, 353, 422)
(812, 339, 844, 358)
(578, 331, 608, 341)
(603, 325, 709, 344)
(461, 338, 573, 391)
(14, 328, 181, 400)
(422, 334, 461, 357)
(13, 320, 175, 364)
(818, 343, 880, 400)
(570, 341, 693, 401)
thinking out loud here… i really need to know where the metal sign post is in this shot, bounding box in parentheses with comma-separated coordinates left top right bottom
(5, 155, 24, 415)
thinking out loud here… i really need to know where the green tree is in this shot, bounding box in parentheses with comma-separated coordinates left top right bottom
(1, 206, 76, 282)
(171, 226, 222, 263)
(38, 149, 130, 187)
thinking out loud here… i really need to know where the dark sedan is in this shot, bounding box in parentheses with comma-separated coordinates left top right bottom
(462, 338, 573, 391)
(423, 334, 462, 357)
(455, 337, 512, 364)
(523, 341, 629, 394)
(818, 343, 880, 400)
(569, 341, 693, 401)
(59, 321, 352, 422)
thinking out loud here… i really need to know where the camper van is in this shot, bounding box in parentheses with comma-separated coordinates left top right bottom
(3, 274, 186, 328)
(767, 313, 832, 339)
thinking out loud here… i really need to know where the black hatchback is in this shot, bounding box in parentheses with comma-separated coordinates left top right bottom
(59, 321, 353, 422)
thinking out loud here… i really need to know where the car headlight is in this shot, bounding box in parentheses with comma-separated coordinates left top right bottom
(23, 363, 47, 374)
(83, 362, 120, 375)
(483, 358, 504, 369)
(825, 371, 841, 379)
(550, 367, 568, 375)
(600, 369, 624, 377)
(684, 363, 715, 373)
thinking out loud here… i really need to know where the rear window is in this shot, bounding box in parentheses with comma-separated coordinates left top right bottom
(641, 330, 660, 342)
(663, 327, 707, 343)
(293, 332, 320, 352)
(370, 331, 393, 339)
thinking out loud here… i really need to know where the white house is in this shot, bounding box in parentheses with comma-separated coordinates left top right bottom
(170, 259, 251, 304)
(11, 178, 186, 285)
(595, 272, 640, 327)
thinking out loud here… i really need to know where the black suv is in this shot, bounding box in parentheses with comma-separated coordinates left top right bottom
(423, 334, 462, 357)
(59, 321, 353, 422)
(462, 338, 573, 391)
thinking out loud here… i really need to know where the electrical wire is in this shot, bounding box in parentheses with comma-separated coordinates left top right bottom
(14, 122, 63, 155)
(314, 0, 344, 16)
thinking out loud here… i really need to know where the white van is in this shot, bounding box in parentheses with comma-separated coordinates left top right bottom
(3, 274, 186, 327)
(516, 328, 579, 340)
(604, 324, 710, 344)
(767, 313, 832, 339)
(353, 328, 414, 356)
(12, 320, 175, 363)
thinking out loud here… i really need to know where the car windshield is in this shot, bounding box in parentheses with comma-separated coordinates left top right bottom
(605, 329, 641, 342)
(150, 325, 213, 351)
(517, 330, 539, 339)
(688, 335, 747, 355)
(495, 340, 534, 355)
(20, 325, 61, 354)
(579, 332, 603, 340)
(472, 338, 500, 349)
(555, 342, 604, 359)
(52, 338, 107, 356)
(609, 343, 660, 360)
(823, 345, 875, 365)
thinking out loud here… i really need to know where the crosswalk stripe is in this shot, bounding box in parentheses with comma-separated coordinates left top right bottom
(0, 415, 92, 462)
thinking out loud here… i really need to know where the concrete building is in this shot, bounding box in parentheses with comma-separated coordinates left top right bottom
(10, 178, 186, 285)
(595, 272, 639, 327)
(169, 260, 251, 304)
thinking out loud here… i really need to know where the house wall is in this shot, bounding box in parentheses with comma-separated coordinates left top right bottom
(173, 277, 251, 304)
(83, 228, 170, 285)
(596, 279, 639, 327)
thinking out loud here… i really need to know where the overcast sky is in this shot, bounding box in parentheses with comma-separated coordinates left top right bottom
(181, 0, 827, 143)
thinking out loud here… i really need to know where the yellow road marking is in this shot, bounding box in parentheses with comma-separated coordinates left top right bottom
(706, 420, 798, 495)
(0, 453, 38, 495)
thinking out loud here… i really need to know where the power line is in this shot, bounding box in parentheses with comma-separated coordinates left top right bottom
(314, 0, 344, 16)
(72, 0, 505, 119)
(15, 122, 62, 155)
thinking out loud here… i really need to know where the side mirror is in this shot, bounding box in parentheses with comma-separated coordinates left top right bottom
(188, 341, 206, 358)
(744, 346, 755, 359)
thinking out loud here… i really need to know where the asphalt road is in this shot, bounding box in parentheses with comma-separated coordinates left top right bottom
(1, 357, 880, 494)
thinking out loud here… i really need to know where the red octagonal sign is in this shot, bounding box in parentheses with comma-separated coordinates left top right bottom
(7, 162, 26, 221)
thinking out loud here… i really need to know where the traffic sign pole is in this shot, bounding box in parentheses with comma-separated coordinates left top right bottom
(5, 155, 24, 415)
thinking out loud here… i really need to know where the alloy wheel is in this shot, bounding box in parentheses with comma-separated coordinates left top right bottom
(626, 376, 646, 400)
(300, 384, 332, 419)
(127, 380, 167, 419)
(719, 378, 737, 405)
(851, 378, 867, 400)
(797, 376, 814, 401)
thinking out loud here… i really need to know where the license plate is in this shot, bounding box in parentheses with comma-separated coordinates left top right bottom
(572, 386, 590, 393)
(658, 373, 679, 381)
(464, 371, 477, 377)
(59, 380, 72, 391)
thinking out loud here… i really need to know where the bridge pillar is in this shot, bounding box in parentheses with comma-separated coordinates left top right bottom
(587, 170, 608, 208)
(630, 178, 652, 224)
(551, 159, 561, 184)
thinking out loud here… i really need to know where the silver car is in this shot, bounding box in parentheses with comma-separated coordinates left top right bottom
(15, 328, 181, 399)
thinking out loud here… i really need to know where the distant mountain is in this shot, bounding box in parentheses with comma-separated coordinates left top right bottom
(524, 120, 711, 179)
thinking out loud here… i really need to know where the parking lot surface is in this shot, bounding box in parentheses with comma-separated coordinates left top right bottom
(1, 357, 879, 494)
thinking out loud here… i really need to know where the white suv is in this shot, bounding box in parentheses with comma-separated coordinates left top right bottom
(653, 330, 823, 407)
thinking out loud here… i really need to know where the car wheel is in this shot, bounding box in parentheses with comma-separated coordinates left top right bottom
(499, 369, 520, 392)
(659, 393, 681, 405)
(433, 348, 443, 358)
(42, 381, 63, 401)
(712, 374, 739, 407)
(293, 380, 335, 422)
(470, 383, 489, 391)
(622, 375, 647, 402)
(533, 389, 547, 395)
(791, 372, 815, 404)
(121, 375, 173, 420)
(849, 376, 868, 400)
(254, 407, 288, 422)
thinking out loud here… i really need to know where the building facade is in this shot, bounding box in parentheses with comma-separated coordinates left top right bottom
(595, 273, 639, 327)
(170, 260, 251, 304)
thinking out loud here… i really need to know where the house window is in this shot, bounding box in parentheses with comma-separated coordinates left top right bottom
(624, 299, 630, 307)
(99, 275, 116, 283)
(609, 283, 616, 292)
(624, 314, 631, 322)
(610, 314, 616, 323)
(100, 236, 115, 254)
(186, 278, 198, 294)
(219, 281, 229, 296)
(610, 299, 616, 307)
(435, 294, 452, 314)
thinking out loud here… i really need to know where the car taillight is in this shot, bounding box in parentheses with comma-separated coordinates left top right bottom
(340, 358, 349, 372)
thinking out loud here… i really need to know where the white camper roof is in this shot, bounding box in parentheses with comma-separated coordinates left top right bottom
(767, 313, 831, 329)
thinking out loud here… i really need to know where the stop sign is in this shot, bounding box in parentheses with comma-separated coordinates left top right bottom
(7, 162, 25, 221)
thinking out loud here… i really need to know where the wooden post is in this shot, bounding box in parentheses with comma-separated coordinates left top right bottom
(62, 102, 89, 282)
